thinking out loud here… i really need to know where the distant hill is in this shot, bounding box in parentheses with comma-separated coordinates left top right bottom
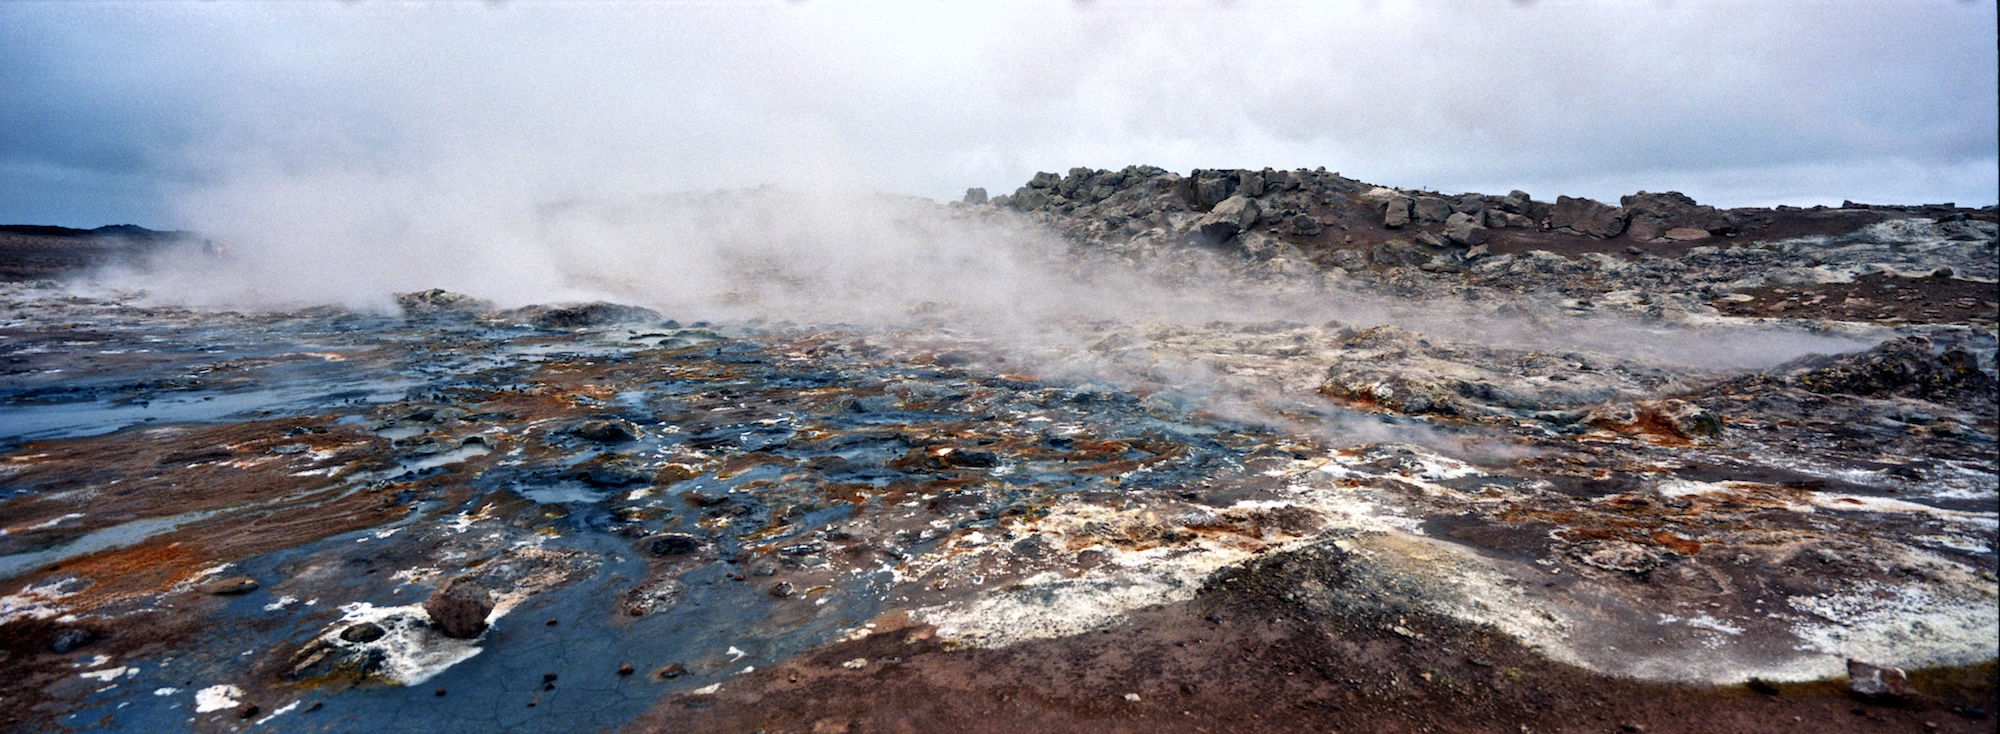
(0, 224, 193, 240)
(0, 224, 195, 280)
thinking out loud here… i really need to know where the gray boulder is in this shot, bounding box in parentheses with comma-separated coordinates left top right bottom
(1289, 214, 1323, 236)
(1197, 195, 1261, 241)
(1412, 196, 1453, 224)
(395, 289, 493, 316)
(962, 187, 988, 205)
(519, 302, 663, 329)
(1193, 171, 1235, 208)
(1383, 196, 1413, 228)
(1011, 187, 1050, 210)
(1444, 212, 1488, 246)
(1549, 196, 1629, 238)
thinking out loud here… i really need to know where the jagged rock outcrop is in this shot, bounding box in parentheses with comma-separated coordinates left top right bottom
(1789, 336, 1995, 403)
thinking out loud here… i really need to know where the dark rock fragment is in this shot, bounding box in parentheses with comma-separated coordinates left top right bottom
(339, 622, 387, 644)
(646, 533, 704, 556)
(424, 580, 494, 639)
(1847, 658, 1909, 699)
(49, 628, 96, 654)
(518, 302, 663, 329)
(569, 418, 639, 443)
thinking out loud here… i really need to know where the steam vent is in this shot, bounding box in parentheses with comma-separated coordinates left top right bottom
(2, 168, 1996, 733)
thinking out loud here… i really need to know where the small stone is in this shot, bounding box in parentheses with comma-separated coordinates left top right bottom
(768, 581, 796, 598)
(338, 622, 387, 644)
(435, 688, 447, 697)
(543, 672, 559, 683)
(49, 628, 96, 654)
(239, 704, 260, 719)
(618, 663, 636, 676)
(646, 533, 704, 556)
(1847, 658, 1909, 698)
(655, 663, 688, 680)
(199, 576, 260, 596)
(1123, 693, 1142, 702)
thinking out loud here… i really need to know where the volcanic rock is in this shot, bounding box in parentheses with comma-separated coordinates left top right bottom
(199, 576, 261, 595)
(1549, 196, 1629, 238)
(1412, 196, 1453, 224)
(49, 628, 96, 654)
(646, 533, 704, 557)
(1197, 195, 1261, 242)
(1847, 659, 1910, 698)
(570, 418, 640, 443)
(423, 579, 494, 639)
(1382, 195, 1413, 228)
(962, 187, 987, 205)
(1288, 214, 1323, 236)
(394, 289, 493, 315)
(519, 302, 663, 329)
(1444, 211, 1488, 246)
(1790, 336, 1996, 403)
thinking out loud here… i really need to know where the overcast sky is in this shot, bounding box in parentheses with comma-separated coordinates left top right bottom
(1, 1, 1994, 229)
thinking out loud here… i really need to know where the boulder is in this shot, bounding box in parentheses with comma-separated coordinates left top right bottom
(1382, 196, 1413, 228)
(1289, 214, 1323, 236)
(1549, 196, 1629, 238)
(961, 187, 988, 205)
(1197, 195, 1261, 241)
(1238, 171, 1266, 198)
(1412, 196, 1453, 224)
(1193, 172, 1235, 208)
(395, 289, 493, 316)
(1584, 399, 1722, 440)
(569, 418, 639, 443)
(1444, 212, 1488, 246)
(423, 580, 494, 639)
(1026, 171, 1060, 189)
(519, 302, 662, 329)
(1011, 187, 1049, 210)
(1485, 209, 1533, 228)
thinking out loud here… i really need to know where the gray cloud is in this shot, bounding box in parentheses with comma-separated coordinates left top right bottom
(0, 0, 1994, 229)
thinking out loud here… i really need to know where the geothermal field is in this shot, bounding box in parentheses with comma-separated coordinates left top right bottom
(0, 167, 1994, 733)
